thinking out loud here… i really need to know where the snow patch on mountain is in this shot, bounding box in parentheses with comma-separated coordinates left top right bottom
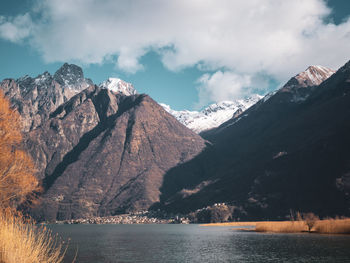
(161, 94, 263, 133)
(99, 78, 136, 96)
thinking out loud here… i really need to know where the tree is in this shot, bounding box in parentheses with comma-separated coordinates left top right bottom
(303, 212, 319, 233)
(0, 90, 39, 208)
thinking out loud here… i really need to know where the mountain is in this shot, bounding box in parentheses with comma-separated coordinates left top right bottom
(0, 64, 206, 221)
(0, 63, 93, 132)
(2, 61, 347, 222)
(155, 63, 350, 220)
(161, 95, 262, 133)
(202, 65, 335, 140)
(99, 77, 137, 96)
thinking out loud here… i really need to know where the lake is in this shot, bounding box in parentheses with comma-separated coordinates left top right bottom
(48, 224, 350, 263)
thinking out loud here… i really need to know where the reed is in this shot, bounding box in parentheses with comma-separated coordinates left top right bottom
(255, 218, 350, 234)
(314, 218, 350, 234)
(255, 220, 307, 233)
(202, 217, 350, 234)
(0, 209, 67, 263)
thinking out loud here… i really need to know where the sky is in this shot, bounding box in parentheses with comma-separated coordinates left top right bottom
(0, 0, 349, 110)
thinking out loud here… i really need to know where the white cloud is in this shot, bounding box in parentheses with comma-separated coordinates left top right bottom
(0, 0, 349, 103)
(195, 71, 272, 108)
(196, 71, 252, 108)
(0, 13, 33, 42)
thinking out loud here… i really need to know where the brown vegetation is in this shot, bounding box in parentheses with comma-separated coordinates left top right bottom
(0, 91, 66, 262)
(255, 217, 350, 234)
(255, 221, 308, 233)
(202, 214, 350, 235)
(314, 218, 350, 234)
(0, 209, 66, 263)
(0, 91, 39, 207)
(303, 212, 319, 232)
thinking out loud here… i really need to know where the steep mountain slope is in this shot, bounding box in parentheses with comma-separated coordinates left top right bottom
(155, 63, 350, 219)
(161, 95, 262, 133)
(1, 65, 206, 221)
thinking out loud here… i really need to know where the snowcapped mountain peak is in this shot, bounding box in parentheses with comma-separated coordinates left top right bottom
(162, 95, 262, 133)
(287, 65, 335, 89)
(300, 65, 335, 86)
(99, 77, 136, 96)
(280, 65, 335, 102)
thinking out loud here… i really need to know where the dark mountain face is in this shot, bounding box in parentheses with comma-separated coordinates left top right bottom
(156, 62, 350, 220)
(1, 65, 206, 221)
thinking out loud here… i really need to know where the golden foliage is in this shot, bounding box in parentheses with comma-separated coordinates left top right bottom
(0, 208, 66, 263)
(0, 90, 39, 207)
(0, 91, 67, 262)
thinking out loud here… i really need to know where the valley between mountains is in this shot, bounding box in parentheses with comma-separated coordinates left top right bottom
(1, 62, 349, 222)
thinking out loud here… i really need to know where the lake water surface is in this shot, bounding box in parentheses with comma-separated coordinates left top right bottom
(48, 224, 350, 263)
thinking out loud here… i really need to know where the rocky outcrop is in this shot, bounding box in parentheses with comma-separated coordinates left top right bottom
(0, 63, 93, 132)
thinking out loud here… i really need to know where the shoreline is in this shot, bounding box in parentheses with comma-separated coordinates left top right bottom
(51, 212, 190, 225)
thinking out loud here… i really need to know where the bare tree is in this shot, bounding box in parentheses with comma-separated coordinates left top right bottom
(303, 212, 319, 232)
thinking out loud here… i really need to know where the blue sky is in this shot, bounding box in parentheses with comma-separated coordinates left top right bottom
(0, 0, 349, 110)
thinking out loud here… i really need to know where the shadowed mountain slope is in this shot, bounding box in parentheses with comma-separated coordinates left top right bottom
(155, 62, 350, 220)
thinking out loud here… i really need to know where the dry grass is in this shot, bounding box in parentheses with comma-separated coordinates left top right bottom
(314, 218, 350, 234)
(202, 218, 350, 234)
(0, 209, 67, 263)
(255, 221, 307, 233)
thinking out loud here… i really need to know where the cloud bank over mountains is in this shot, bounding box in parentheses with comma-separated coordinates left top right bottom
(1, 0, 349, 105)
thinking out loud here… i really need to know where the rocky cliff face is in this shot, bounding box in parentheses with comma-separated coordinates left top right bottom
(0, 65, 206, 221)
(0, 63, 93, 132)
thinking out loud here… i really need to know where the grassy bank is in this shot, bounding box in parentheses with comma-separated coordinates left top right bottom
(201, 218, 350, 234)
(0, 209, 66, 263)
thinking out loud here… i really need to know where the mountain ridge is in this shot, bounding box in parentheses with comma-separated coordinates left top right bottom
(161, 95, 263, 133)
